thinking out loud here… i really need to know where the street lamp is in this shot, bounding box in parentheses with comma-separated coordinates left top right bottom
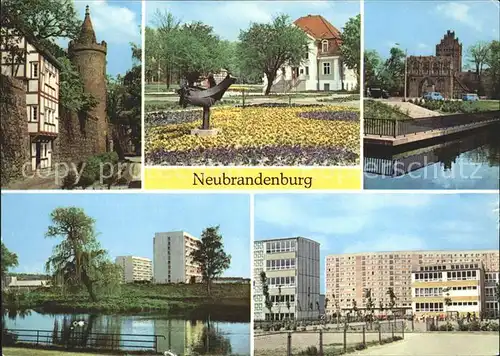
(395, 43, 408, 101)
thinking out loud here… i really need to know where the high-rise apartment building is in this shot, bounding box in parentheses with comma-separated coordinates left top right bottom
(411, 262, 483, 317)
(484, 271, 499, 318)
(254, 237, 320, 321)
(115, 256, 153, 283)
(153, 231, 202, 284)
(325, 249, 499, 316)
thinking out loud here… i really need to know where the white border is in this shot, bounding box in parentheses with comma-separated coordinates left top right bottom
(141, 0, 146, 187)
(360, 0, 365, 191)
(249, 193, 255, 356)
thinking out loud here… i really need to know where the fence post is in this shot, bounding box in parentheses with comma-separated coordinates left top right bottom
(402, 320, 405, 338)
(343, 326, 347, 353)
(362, 325, 366, 347)
(36, 330, 39, 345)
(154, 335, 158, 353)
(319, 329, 323, 356)
(378, 324, 381, 343)
(242, 90, 245, 108)
(394, 120, 399, 138)
(391, 320, 394, 338)
(411, 316, 414, 331)
(287, 332, 292, 356)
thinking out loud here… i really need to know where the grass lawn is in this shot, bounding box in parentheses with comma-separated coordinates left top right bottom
(145, 105, 360, 166)
(363, 99, 411, 120)
(5, 283, 250, 314)
(471, 100, 500, 111)
(1, 348, 114, 356)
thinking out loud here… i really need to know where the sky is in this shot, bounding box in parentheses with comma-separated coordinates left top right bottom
(57, 1, 142, 76)
(365, 0, 500, 68)
(145, 0, 360, 41)
(255, 193, 500, 293)
(1, 193, 250, 278)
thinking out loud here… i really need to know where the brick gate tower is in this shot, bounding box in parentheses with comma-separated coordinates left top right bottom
(68, 5, 108, 153)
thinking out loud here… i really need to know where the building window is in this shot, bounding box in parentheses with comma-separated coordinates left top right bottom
(321, 40, 329, 53)
(31, 62, 38, 78)
(323, 62, 331, 75)
(31, 106, 38, 121)
(305, 66, 309, 75)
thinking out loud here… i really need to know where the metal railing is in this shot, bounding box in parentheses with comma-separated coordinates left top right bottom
(364, 111, 500, 138)
(5, 328, 166, 353)
(254, 320, 406, 356)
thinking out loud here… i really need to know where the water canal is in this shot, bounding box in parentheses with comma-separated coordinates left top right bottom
(3, 309, 250, 355)
(364, 124, 500, 189)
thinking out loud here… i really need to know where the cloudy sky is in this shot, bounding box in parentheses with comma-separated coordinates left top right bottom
(365, 0, 500, 67)
(58, 1, 142, 76)
(145, 0, 360, 40)
(255, 193, 499, 293)
(1, 193, 251, 278)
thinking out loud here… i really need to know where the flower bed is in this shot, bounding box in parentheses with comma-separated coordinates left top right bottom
(145, 105, 360, 166)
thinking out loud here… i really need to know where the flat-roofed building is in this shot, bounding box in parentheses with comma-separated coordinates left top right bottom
(153, 231, 202, 284)
(411, 262, 483, 317)
(115, 256, 153, 283)
(484, 271, 499, 318)
(254, 237, 320, 321)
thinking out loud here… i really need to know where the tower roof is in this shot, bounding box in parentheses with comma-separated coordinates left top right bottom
(77, 5, 97, 44)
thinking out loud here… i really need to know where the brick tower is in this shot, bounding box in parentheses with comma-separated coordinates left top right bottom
(68, 5, 108, 153)
(436, 30, 462, 73)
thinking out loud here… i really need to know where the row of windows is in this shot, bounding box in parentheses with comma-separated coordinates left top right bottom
(486, 302, 499, 310)
(264, 313, 295, 321)
(450, 301, 478, 306)
(447, 271, 477, 280)
(270, 294, 295, 303)
(414, 272, 442, 281)
(266, 240, 296, 253)
(266, 258, 296, 270)
(415, 288, 443, 297)
(415, 302, 444, 312)
(268, 276, 295, 287)
(451, 286, 477, 291)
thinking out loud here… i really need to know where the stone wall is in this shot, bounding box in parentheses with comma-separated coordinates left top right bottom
(52, 105, 100, 166)
(0, 75, 30, 186)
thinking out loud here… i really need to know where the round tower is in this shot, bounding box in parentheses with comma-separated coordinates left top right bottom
(68, 5, 108, 153)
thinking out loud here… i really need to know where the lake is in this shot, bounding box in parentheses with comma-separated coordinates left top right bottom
(3, 310, 250, 355)
(364, 125, 500, 189)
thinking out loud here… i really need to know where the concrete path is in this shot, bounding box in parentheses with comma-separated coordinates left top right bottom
(353, 332, 500, 356)
(382, 99, 441, 118)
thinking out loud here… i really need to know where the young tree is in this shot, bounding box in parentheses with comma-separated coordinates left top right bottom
(442, 287, 452, 319)
(190, 226, 231, 295)
(45, 207, 119, 302)
(260, 271, 273, 322)
(238, 14, 309, 95)
(467, 41, 491, 75)
(286, 300, 291, 321)
(352, 300, 358, 320)
(1, 242, 18, 280)
(364, 288, 375, 327)
(386, 287, 397, 316)
(324, 297, 329, 322)
(340, 14, 361, 87)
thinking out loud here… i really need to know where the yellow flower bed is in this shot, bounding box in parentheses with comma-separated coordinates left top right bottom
(146, 106, 360, 155)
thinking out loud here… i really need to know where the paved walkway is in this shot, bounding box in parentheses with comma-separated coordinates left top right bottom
(353, 332, 500, 356)
(383, 99, 441, 118)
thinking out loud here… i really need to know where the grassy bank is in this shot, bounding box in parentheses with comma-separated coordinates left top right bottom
(408, 98, 500, 114)
(363, 99, 411, 120)
(4, 283, 250, 319)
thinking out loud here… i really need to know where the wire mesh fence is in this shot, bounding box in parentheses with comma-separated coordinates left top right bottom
(254, 320, 406, 356)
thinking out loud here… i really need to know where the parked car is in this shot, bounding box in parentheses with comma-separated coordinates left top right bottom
(369, 88, 390, 99)
(423, 92, 444, 101)
(462, 93, 479, 101)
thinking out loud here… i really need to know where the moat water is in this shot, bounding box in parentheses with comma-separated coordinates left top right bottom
(364, 124, 500, 189)
(4, 310, 250, 355)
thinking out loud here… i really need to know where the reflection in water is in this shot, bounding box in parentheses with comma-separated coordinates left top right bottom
(364, 125, 500, 189)
(4, 310, 250, 355)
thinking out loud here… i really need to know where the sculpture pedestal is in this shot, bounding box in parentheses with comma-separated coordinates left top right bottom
(191, 128, 219, 137)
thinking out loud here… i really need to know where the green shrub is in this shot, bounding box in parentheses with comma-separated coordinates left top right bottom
(298, 346, 319, 355)
(61, 170, 77, 189)
(355, 343, 366, 350)
(458, 320, 469, 331)
(76, 156, 101, 188)
(438, 322, 454, 331)
(96, 151, 119, 164)
(468, 320, 481, 331)
(488, 322, 499, 331)
(263, 325, 270, 332)
(392, 336, 403, 341)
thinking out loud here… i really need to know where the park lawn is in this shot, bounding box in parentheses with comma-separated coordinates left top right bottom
(471, 100, 500, 111)
(145, 105, 360, 166)
(363, 99, 412, 121)
(5, 283, 250, 313)
(1, 348, 114, 356)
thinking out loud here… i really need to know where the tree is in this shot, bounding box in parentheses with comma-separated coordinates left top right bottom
(260, 271, 273, 322)
(467, 41, 491, 75)
(1, 0, 81, 40)
(45, 207, 120, 302)
(383, 47, 405, 94)
(364, 288, 375, 327)
(340, 14, 361, 87)
(190, 226, 231, 296)
(485, 40, 500, 98)
(442, 287, 452, 318)
(364, 50, 384, 88)
(324, 297, 329, 322)
(1, 242, 18, 280)
(238, 14, 309, 95)
(286, 300, 291, 321)
(386, 287, 397, 316)
(352, 299, 358, 320)
(58, 56, 97, 112)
